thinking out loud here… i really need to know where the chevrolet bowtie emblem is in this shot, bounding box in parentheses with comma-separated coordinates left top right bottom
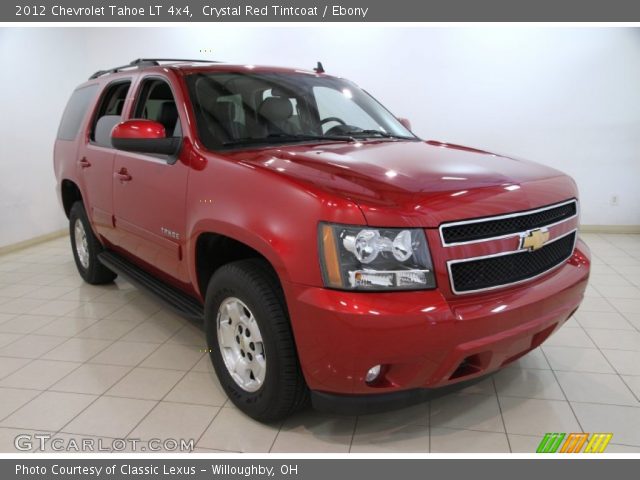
(520, 228, 550, 251)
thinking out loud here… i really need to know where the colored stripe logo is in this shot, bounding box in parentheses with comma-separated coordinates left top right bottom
(584, 433, 613, 453)
(537, 433, 565, 453)
(537, 433, 612, 453)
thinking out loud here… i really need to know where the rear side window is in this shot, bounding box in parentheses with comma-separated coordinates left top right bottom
(57, 84, 99, 141)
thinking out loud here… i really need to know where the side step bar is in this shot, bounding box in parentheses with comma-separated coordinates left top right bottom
(98, 251, 204, 321)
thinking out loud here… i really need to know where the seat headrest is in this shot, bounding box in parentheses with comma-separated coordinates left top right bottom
(157, 101, 178, 132)
(195, 78, 218, 114)
(212, 101, 235, 122)
(94, 115, 122, 148)
(258, 97, 293, 122)
(270, 86, 293, 98)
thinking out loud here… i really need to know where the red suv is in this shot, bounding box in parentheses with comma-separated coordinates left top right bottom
(54, 59, 590, 421)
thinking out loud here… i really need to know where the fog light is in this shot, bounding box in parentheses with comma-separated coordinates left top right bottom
(365, 365, 382, 383)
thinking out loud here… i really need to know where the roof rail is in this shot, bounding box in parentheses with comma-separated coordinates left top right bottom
(89, 58, 220, 80)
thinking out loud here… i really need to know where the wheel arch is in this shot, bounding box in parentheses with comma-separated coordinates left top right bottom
(60, 179, 83, 218)
(192, 225, 290, 301)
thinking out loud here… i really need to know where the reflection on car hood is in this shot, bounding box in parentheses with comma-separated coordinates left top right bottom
(227, 140, 577, 227)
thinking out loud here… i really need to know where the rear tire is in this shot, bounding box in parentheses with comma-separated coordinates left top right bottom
(69, 202, 116, 285)
(205, 259, 308, 422)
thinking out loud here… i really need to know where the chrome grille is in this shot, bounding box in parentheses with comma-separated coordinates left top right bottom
(440, 199, 577, 246)
(448, 231, 577, 294)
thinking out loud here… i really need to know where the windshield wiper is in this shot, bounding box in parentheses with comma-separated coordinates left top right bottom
(224, 133, 355, 146)
(344, 129, 415, 140)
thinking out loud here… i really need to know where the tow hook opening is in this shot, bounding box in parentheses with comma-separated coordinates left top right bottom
(449, 352, 492, 380)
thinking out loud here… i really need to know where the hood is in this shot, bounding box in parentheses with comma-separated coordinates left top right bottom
(227, 140, 578, 227)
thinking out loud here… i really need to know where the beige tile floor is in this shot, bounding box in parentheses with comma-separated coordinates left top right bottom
(0, 232, 639, 453)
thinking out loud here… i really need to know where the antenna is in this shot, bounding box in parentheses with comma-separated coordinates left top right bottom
(314, 61, 325, 74)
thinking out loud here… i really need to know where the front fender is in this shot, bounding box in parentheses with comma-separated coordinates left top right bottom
(184, 154, 366, 297)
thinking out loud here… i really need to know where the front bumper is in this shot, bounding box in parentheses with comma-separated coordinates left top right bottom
(283, 239, 590, 406)
(310, 375, 491, 415)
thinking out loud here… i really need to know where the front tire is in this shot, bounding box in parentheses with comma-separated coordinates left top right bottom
(205, 259, 308, 422)
(69, 202, 116, 285)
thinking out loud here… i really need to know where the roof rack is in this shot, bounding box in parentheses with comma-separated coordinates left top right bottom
(89, 58, 221, 80)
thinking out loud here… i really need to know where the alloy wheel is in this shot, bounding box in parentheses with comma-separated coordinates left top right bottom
(74, 219, 90, 269)
(216, 297, 266, 392)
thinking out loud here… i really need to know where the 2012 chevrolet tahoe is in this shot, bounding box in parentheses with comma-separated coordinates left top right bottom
(54, 58, 590, 421)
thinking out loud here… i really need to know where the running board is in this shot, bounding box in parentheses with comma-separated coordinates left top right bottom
(98, 251, 204, 321)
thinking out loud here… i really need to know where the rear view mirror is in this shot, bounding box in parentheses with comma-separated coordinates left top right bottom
(111, 120, 180, 156)
(398, 118, 412, 131)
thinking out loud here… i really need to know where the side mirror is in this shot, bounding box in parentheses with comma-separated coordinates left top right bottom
(111, 120, 180, 156)
(398, 117, 412, 131)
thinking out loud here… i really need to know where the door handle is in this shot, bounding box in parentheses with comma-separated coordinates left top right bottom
(79, 157, 91, 168)
(114, 168, 132, 183)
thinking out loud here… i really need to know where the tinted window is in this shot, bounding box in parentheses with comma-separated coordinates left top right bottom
(185, 72, 416, 150)
(218, 93, 246, 125)
(133, 79, 181, 136)
(90, 81, 131, 142)
(313, 86, 380, 132)
(57, 84, 99, 141)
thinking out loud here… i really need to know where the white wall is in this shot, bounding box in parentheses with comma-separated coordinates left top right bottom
(1, 27, 639, 247)
(0, 28, 89, 247)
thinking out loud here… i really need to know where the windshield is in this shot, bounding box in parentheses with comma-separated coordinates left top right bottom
(185, 71, 417, 149)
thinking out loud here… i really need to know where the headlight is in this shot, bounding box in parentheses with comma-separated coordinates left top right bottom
(318, 223, 436, 290)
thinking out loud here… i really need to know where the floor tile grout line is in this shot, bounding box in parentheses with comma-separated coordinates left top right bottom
(0, 332, 29, 356)
(119, 399, 162, 441)
(0, 338, 120, 427)
(192, 405, 226, 452)
(0, 385, 43, 393)
(427, 398, 431, 453)
(0, 389, 51, 425)
(0, 313, 80, 337)
(597, 283, 640, 320)
(267, 419, 287, 454)
(195, 446, 242, 454)
(568, 399, 640, 410)
(618, 376, 640, 404)
(425, 424, 521, 435)
(539, 347, 586, 433)
(525, 359, 634, 376)
(115, 320, 206, 443)
(347, 415, 359, 453)
(43, 388, 226, 408)
(11, 287, 153, 369)
(579, 327, 640, 404)
(541, 342, 633, 351)
(40, 292, 175, 387)
(492, 374, 513, 453)
(589, 284, 640, 334)
(51, 322, 176, 443)
(11, 284, 80, 304)
(38, 335, 126, 382)
(571, 325, 639, 333)
(0, 335, 95, 425)
(618, 310, 640, 330)
(9, 330, 185, 344)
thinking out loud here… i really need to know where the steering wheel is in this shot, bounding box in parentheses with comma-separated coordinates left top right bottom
(320, 117, 346, 126)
